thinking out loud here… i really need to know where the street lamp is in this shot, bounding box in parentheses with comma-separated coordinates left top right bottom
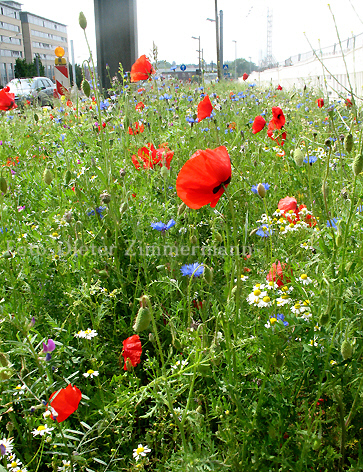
(232, 40, 237, 80)
(191, 36, 201, 73)
(207, 4, 223, 81)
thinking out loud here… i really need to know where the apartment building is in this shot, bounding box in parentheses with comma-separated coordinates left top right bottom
(0, 0, 68, 86)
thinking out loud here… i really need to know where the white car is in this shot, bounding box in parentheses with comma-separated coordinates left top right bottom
(6, 77, 57, 107)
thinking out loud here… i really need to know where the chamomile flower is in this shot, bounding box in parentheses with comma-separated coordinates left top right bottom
(171, 360, 188, 371)
(58, 460, 75, 471)
(7, 457, 22, 470)
(83, 369, 99, 378)
(133, 444, 151, 461)
(0, 437, 13, 456)
(298, 274, 313, 285)
(13, 385, 26, 396)
(31, 425, 54, 437)
(74, 329, 98, 339)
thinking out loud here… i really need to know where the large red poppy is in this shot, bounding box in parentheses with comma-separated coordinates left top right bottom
(252, 116, 266, 134)
(197, 95, 213, 122)
(267, 120, 286, 146)
(266, 261, 292, 287)
(130, 55, 155, 83)
(176, 146, 231, 209)
(132, 143, 174, 170)
(316, 98, 324, 108)
(242, 73, 249, 81)
(122, 335, 142, 370)
(0, 87, 16, 111)
(271, 107, 285, 128)
(49, 384, 82, 423)
(278, 196, 297, 213)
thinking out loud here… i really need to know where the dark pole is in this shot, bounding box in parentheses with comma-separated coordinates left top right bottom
(215, 0, 222, 80)
(219, 10, 223, 73)
(94, 0, 138, 90)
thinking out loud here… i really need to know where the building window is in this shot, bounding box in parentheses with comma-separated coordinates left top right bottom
(0, 63, 7, 86)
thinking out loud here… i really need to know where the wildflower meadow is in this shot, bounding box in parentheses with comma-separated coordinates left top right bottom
(0, 11, 363, 472)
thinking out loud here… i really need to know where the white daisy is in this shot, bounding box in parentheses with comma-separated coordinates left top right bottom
(74, 329, 98, 340)
(31, 425, 54, 437)
(133, 444, 151, 461)
(298, 274, 313, 285)
(0, 437, 13, 455)
(83, 369, 99, 378)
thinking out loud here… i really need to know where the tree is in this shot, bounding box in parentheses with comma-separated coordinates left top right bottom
(14, 56, 45, 78)
(227, 58, 256, 78)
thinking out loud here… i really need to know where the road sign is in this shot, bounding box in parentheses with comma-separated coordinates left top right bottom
(223, 64, 228, 70)
(180, 64, 186, 71)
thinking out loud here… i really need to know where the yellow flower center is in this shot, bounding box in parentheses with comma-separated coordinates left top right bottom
(270, 317, 277, 325)
(294, 303, 301, 309)
(303, 300, 310, 306)
(87, 369, 94, 375)
(282, 295, 289, 300)
(262, 296, 270, 303)
(85, 329, 91, 334)
(136, 446, 144, 454)
(11, 462, 17, 467)
(52, 232, 58, 237)
(281, 286, 288, 292)
(289, 223, 295, 228)
(253, 289, 261, 297)
(268, 281, 274, 287)
(300, 274, 308, 280)
(37, 425, 46, 431)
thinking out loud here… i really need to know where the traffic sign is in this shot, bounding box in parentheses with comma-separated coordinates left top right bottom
(180, 64, 186, 71)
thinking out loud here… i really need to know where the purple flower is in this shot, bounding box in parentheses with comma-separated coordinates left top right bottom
(43, 339, 56, 353)
(45, 353, 52, 362)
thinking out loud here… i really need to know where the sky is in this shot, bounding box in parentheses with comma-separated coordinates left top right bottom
(19, 0, 363, 67)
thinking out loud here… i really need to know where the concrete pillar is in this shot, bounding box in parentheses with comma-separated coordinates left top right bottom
(94, 0, 138, 90)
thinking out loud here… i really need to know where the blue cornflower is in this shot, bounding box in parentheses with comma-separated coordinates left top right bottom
(304, 155, 318, 165)
(151, 219, 176, 232)
(327, 217, 338, 230)
(256, 224, 273, 238)
(88, 206, 107, 218)
(251, 183, 270, 194)
(187, 96, 193, 102)
(276, 313, 289, 326)
(180, 263, 204, 278)
(100, 100, 110, 110)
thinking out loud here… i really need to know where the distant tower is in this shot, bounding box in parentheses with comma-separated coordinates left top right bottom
(266, 8, 273, 67)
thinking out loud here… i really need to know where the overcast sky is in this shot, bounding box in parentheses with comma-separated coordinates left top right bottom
(20, 0, 363, 67)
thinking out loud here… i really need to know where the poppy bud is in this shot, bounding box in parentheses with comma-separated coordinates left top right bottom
(190, 235, 197, 245)
(81, 79, 91, 97)
(325, 139, 331, 147)
(97, 269, 109, 279)
(313, 439, 321, 451)
(204, 266, 213, 284)
(79, 11, 87, 30)
(100, 191, 111, 204)
(148, 333, 155, 343)
(319, 312, 330, 326)
(341, 339, 352, 360)
(119, 168, 126, 178)
(119, 202, 127, 214)
(293, 148, 304, 167)
(352, 153, 363, 176)
(133, 306, 151, 332)
(160, 166, 170, 178)
(0, 177, 7, 194)
(344, 133, 353, 153)
(43, 167, 54, 185)
(178, 202, 186, 216)
(64, 169, 72, 185)
(214, 232, 223, 243)
(321, 181, 328, 200)
(275, 351, 285, 368)
(257, 183, 266, 198)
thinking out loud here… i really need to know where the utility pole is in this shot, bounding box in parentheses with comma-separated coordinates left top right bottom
(215, 0, 222, 80)
(232, 40, 237, 80)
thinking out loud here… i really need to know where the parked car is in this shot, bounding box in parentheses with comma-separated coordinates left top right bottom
(6, 77, 57, 107)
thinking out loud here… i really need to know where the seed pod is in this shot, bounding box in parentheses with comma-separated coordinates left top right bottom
(341, 339, 353, 360)
(293, 148, 304, 167)
(313, 439, 321, 451)
(119, 168, 126, 178)
(275, 351, 285, 368)
(321, 181, 328, 200)
(344, 133, 353, 153)
(0, 176, 7, 194)
(133, 306, 151, 333)
(160, 166, 170, 178)
(190, 235, 197, 245)
(352, 153, 363, 176)
(319, 312, 330, 326)
(64, 169, 72, 185)
(81, 79, 91, 97)
(43, 167, 54, 185)
(79, 11, 87, 30)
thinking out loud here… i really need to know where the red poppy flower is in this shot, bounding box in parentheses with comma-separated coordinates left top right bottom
(197, 94, 213, 122)
(252, 116, 266, 134)
(135, 101, 145, 111)
(345, 98, 352, 108)
(277, 84, 283, 90)
(132, 143, 174, 170)
(266, 261, 292, 287)
(316, 98, 324, 108)
(130, 55, 155, 83)
(49, 384, 82, 423)
(176, 146, 231, 209)
(128, 122, 145, 135)
(242, 73, 249, 81)
(0, 86, 16, 111)
(271, 107, 285, 128)
(278, 196, 297, 213)
(267, 120, 286, 146)
(122, 334, 142, 370)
